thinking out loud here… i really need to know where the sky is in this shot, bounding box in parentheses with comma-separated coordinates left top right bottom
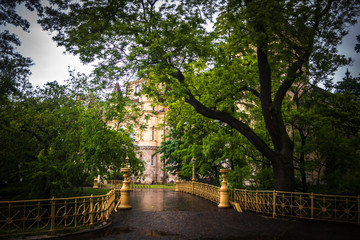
(3, 5, 94, 88)
(2, 4, 360, 88)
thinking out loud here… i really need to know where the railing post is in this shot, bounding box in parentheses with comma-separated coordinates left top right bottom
(256, 190, 258, 213)
(310, 192, 314, 220)
(101, 196, 105, 221)
(192, 158, 196, 182)
(74, 199, 77, 228)
(244, 189, 247, 210)
(50, 197, 55, 235)
(218, 169, 230, 208)
(175, 171, 180, 192)
(90, 194, 94, 229)
(272, 190, 276, 217)
(192, 158, 196, 195)
(119, 163, 132, 209)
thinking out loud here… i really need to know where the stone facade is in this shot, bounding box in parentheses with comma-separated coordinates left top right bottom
(127, 79, 176, 184)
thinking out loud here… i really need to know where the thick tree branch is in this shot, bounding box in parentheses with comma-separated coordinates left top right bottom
(257, 43, 286, 151)
(170, 70, 277, 163)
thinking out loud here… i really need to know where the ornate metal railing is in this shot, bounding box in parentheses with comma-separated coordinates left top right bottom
(178, 181, 220, 204)
(178, 180, 359, 224)
(229, 189, 360, 224)
(0, 189, 120, 238)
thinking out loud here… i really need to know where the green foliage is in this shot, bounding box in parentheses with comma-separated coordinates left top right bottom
(304, 91, 360, 195)
(156, 101, 268, 187)
(38, 0, 360, 191)
(0, 76, 143, 199)
(227, 165, 251, 189)
(287, 71, 360, 194)
(156, 139, 183, 175)
(250, 168, 274, 190)
(335, 69, 360, 99)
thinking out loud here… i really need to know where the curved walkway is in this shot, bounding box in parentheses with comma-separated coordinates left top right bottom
(62, 189, 360, 240)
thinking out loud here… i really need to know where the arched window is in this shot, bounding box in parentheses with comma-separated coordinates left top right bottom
(152, 126, 155, 140)
(140, 153, 143, 162)
(135, 84, 141, 94)
(151, 155, 154, 165)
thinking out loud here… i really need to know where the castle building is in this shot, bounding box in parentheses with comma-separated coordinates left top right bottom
(126, 79, 175, 184)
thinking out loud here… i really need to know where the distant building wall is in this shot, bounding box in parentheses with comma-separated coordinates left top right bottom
(127, 79, 175, 184)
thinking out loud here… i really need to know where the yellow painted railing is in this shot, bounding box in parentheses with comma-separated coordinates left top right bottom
(229, 189, 360, 224)
(178, 181, 359, 224)
(178, 182, 220, 204)
(0, 189, 121, 238)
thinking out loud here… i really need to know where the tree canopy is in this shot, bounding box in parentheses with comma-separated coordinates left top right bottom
(0, 73, 144, 199)
(39, 0, 360, 191)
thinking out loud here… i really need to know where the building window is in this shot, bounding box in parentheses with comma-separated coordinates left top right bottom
(151, 155, 154, 165)
(152, 126, 155, 140)
(135, 84, 141, 94)
(140, 153, 143, 162)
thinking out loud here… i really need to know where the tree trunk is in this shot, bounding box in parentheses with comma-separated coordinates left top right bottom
(299, 155, 308, 192)
(272, 154, 295, 191)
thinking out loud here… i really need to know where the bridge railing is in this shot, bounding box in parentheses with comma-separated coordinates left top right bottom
(0, 189, 121, 238)
(229, 189, 360, 224)
(177, 179, 359, 224)
(178, 181, 220, 204)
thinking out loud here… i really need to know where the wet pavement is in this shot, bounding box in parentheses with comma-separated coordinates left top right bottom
(62, 189, 360, 240)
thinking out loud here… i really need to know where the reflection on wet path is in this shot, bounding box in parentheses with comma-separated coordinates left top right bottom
(130, 188, 220, 212)
(61, 189, 360, 240)
(63, 189, 225, 240)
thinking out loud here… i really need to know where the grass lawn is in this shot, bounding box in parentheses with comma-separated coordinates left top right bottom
(57, 187, 112, 198)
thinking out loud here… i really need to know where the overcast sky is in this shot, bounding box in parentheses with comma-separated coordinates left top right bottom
(2, 4, 360, 88)
(2, 5, 94, 88)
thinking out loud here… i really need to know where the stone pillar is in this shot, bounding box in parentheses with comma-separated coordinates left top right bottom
(175, 171, 180, 192)
(118, 167, 132, 209)
(218, 169, 231, 208)
(93, 177, 98, 188)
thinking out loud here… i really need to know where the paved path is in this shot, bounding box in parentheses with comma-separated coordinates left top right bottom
(63, 189, 360, 240)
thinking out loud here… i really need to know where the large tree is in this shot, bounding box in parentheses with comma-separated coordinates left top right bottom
(40, 0, 359, 191)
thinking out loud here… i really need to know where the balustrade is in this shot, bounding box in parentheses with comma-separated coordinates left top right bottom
(177, 169, 360, 224)
(0, 189, 120, 238)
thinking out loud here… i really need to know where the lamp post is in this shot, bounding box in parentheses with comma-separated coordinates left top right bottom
(192, 157, 195, 195)
(192, 157, 195, 182)
(126, 156, 130, 168)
